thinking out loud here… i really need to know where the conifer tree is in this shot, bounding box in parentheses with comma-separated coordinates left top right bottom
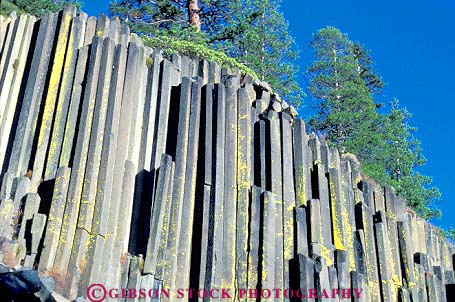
(307, 26, 440, 218)
(109, 0, 205, 42)
(307, 26, 383, 159)
(0, 0, 80, 17)
(379, 100, 441, 218)
(109, 0, 303, 106)
(353, 42, 385, 95)
(218, 0, 304, 106)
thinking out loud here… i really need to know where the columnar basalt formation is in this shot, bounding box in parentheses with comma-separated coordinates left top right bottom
(0, 8, 454, 302)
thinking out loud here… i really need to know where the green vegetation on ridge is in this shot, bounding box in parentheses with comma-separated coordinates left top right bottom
(0, 0, 80, 17)
(109, 0, 304, 106)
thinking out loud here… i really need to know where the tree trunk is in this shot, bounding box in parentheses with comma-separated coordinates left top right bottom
(188, 0, 201, 31)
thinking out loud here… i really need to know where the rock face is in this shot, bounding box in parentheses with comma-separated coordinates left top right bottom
(0, 7, 454, 302)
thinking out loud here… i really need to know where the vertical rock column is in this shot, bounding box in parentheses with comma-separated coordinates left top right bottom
(208, 82, 226, 293)
(397, 220, 417, 298)
(30, 7, 76, 190)
(85, 32, 128, 287)
(53, 34, 104, 286)
(121, 38, 147, 255)
(198, 75, 217, 297)
(44, 12, 87, 180)
(141, 49, 162, 171)
(281, 111, 296, 296)
(266, 109, 284, 299)
(39, 167, 71, 274)
(356, 190, 381, 301)
(308, 136, 334, 265)
(247, 186, 263, 291)
(99, 39, 139, 289)
(0, 14, 12, 54)
(0, 14, 36, 175)
(5, 14, 58, 175)
(374, 214, 398, 302)
(58, 44, 90, 167)
(175, 77, 202, 288)
(143, 154, 174, 275)
(261, 191, 277, 293)
(221, 73, 239, 295)
(67, 36, 116, 298)
(106, 41, 145, 290)
(327, 145, 349, 260)
(235, 86, 253, 297)
(161, 76, 193, 291)
(293, 119, 311, 208)
(339, 158, 356, 272)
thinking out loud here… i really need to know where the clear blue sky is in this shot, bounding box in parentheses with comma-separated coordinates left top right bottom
(81, 0, 454, 230)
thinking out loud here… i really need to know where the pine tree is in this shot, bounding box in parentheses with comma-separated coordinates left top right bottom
(353, 42, 385, 95)
(307, 26, 441, 219)
(109, 0, 206, 42)
(0, 0, 81, 17)
(109, 0, 304, 106)
(217, 0, 304, 106)
(379, 100, 441, 218)
(307, 26, 383, 159)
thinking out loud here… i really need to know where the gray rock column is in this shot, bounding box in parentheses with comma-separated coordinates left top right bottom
(235, 87, 252, 295)
(295, 206, 309, 257)
(150, 59, 175, 171)
(161, 77, 193, 289)
(247, 186, 262, 290)
(53, 35, 105, 279)
(141, 49, 162, 170)
(39, 167, 71, 274)
(17, 193, 41, 242)
(77, 37, 115, 233)
(355, 202, 380, 300)
(141, 155, 175, 275)
(296, 254, 315, 302)
(85, 41, 128, 287)
(310, 136, 334, 264)
(293, 119, 311, 208)
(281, 112, 296, 290)
(199, 184, 213, 300)
(351, 271, 368, 302)
(315, 257, 332, 302)
(83, 16, 96, 46)
(0, 15, 36, 174)
(58, 45, 90, 167)
(261, 191, 276, 292)
(75, 37, 117, 292)
(209, 82, 226, 293)
(374, 221, 397, 302)
(175, 77, 202, 288)
(44, 13, 87, 180)
(221, 74, 239, 293)
(107, 160, 136, 292)
(266, 110, 284, 297)
(100, 41, 141, 288)
(154, 161, 175, 281)
(335, 250, 351, 302)
(30, 7, 76, 190)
